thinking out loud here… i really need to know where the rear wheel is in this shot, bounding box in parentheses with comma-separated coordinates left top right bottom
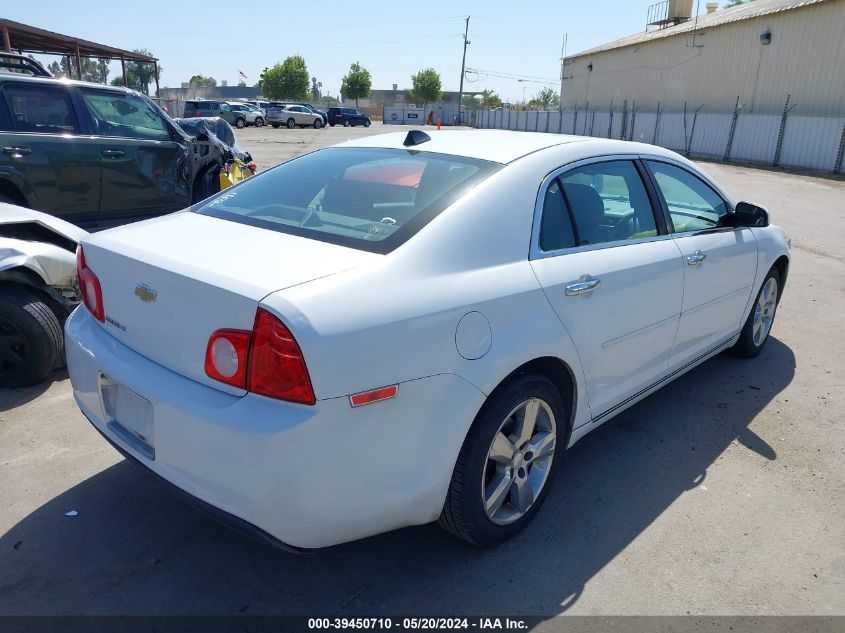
(732, 268, 780, 357)
(286, 118, 296, 129)
(439, 373, 566, 546)
(271, 123, 280, 129)
(329, 122, 335, 127)
(234, 117, 246, 129)
(0, 287, 62, 388)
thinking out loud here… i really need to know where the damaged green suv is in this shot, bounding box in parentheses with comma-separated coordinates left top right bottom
(0, 63, 223, 230)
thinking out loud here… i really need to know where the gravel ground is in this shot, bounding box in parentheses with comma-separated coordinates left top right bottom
(0, 125, 842, 618)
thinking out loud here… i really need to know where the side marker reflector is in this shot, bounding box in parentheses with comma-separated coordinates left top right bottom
(349, 385, 398, 408)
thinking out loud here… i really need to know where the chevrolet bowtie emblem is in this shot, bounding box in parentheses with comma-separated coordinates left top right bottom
(134, 284, 157, 303)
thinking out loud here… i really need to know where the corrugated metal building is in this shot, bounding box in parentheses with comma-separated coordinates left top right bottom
(561, 0, 845, 115)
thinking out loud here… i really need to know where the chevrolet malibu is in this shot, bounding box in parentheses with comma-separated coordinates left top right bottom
(65, 130, 790, 549)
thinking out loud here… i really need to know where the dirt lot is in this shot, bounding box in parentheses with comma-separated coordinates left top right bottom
(1, 125, 843, 617)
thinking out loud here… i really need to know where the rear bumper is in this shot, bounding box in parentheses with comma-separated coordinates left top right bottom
(65, 307, 486, 549)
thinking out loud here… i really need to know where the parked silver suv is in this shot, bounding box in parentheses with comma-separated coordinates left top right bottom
(268, 104, 324, 129)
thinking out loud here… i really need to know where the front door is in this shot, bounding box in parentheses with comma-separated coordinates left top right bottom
(0, 81, 101, 224)
(529, 158, 685, 420)
(643, 160, 758, 368)
(78, 88, 191, 224)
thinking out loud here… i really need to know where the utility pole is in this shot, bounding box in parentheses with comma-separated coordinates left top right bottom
(559, 33, 568, 111)
(457, 15, 470, 125)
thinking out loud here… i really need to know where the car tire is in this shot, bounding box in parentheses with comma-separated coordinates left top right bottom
(255, 117, 264, 127)
(272, 123, 280, 129)
(732, 267, 781, 358)
(286, 118, 296, 129)
(313, 118, 323, 129)
(235, 117, 246, 129)
(364, 120, 371, 127)
(343, 120, 351, 127)
(0, 286, 62, 388)
(438, 372, 567, 547)
(329, 122, 335, 127)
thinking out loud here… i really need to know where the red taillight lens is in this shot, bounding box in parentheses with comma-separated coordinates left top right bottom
(204, 329, 251, 388)
(76, 246, 104, 322)
(204, 308, 315, 405)
(247, 308, 315, 405)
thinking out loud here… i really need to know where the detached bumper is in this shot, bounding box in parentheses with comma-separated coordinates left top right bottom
(65, 307, 486, 549)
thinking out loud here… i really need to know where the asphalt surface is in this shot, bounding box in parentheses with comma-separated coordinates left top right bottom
(1, 124, 843, 617)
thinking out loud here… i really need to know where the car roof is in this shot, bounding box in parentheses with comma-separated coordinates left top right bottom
(0, 73, 138, 96)
(335, 130, 686, 165)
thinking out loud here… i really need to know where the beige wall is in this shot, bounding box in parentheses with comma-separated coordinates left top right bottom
(561, 0, 845, 115)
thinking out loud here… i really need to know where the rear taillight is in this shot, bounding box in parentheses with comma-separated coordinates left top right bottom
(204, 329, 251, 388)
(76, 246, 104, 322)
(204, 308, 315, 405)
(248, 308, 315, 405)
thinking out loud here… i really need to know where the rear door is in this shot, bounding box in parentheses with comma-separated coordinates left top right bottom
(529, 157, 684, 420)
(643, 159, 758, 368)
(78, 88, 191, 223)
(0, 81, 101, 224)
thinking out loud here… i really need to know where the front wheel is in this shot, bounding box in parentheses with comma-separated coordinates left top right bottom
(364, 119, 371, 127)
(286, 118, 296, 129)
(343, 120, 350, 127)
(732, 268, 781, 357)
(255, 117, 264, 127)
(439, 373, 566, 546)
(0, 287, 62, 388)
(313, 118, 323, 129)
(234, 117, 246, 129)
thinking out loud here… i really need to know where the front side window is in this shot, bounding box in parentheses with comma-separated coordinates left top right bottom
(559, 160, 658, 246)
(196, 148, 501, 254)
(2, 83, 78, 134)
(646, 161, 729, 233)
(82, 90, 169, 140)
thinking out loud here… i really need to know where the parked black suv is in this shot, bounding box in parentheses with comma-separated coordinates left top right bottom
(327, 107, 371, 127)
(0, 63, 226, 229)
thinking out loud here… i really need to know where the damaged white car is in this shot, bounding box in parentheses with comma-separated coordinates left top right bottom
(0, 204, 86, 387)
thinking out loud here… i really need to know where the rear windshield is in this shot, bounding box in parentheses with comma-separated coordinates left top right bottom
(195, 147, 500, 253)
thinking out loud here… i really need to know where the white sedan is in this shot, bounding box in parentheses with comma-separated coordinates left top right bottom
(65, 130, 790, 549)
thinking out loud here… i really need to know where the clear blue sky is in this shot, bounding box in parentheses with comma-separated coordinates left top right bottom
(10, 0, 711, 102)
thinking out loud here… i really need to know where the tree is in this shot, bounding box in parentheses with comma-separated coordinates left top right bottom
(311, 76, 322, 101)
(723, 0, 755, 6)
(47, 57, 109, 83)
(478, 89, 502, 108)
(126, 49, 161, 95)
(189, 74, 217, 87)
(340, 62, 372, 108)
(261, 55, 310, 100)
(533, 87, 560, 110)
(410, 67, 442, 114)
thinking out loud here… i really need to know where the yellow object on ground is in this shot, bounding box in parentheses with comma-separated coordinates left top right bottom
(219, 159, 256, 190)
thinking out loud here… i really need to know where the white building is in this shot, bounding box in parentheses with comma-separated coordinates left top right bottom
(561, 0, 845, 116)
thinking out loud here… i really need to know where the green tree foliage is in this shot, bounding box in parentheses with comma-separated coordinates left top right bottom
(532, 87, 560, 109)
(47, 57, 110, 83)
(723, 0, 755, 6)
(311, 76, 322, 101)
(478, 89, 502, 108)
(261, 56, 310, 101)
(410, 68, 442, 113)
(189, 74, 217, 87)
(105, 50, 160, 95)
(340, 62, 372, 108)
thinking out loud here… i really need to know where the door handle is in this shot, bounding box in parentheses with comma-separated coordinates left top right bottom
(3, 146, 31, 157)
(687, 250, 707, 265)
(101, 149, 125, 158)
(565, 275, 602, 296)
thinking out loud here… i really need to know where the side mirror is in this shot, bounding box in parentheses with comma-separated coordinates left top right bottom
(734, 201, 769, 227)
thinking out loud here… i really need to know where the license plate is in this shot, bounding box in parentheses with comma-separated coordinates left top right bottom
(99, 374, 155, 460)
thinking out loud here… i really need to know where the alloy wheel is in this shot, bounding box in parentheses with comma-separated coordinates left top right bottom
(482, 398, 556, 525)
(753, 277, 778, 346)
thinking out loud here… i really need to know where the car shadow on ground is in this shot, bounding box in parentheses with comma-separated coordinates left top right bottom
(0, 368, 68, 412)
(0, 339, 794, 616)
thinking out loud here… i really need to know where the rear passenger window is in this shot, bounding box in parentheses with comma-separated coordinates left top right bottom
(2, 83, 78, 134)
(560, 160, 657, 246)
(539, 180, 576, 251)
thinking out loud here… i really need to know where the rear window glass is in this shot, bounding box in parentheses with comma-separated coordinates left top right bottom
(195, 148, 500, 253)
(2, 83, 78, 134)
